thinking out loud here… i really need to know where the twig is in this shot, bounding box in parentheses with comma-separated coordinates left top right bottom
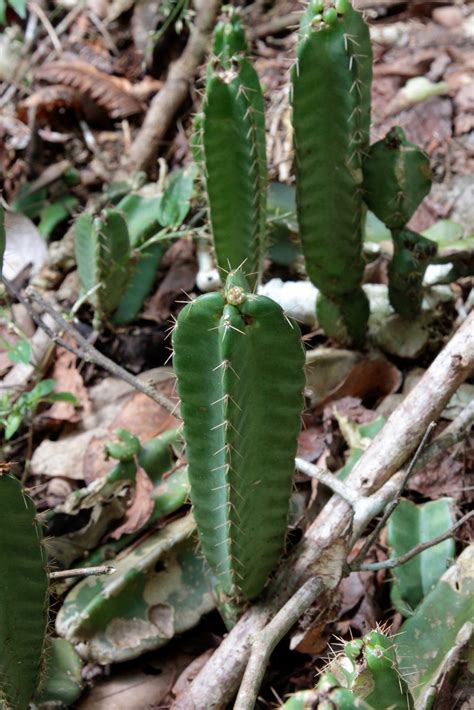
(234, 577, 324, 710)
(247, 11, 300, 40)
(128, 0, 222, 172)
(2, 277, 178, 416)
(295, 457, 360, 507)
(49, 565, 115, 580)
(349, 421, 436, 571)
(172, 312, 474, 710)
(414, 400, 474, 471)
(355, 511, 474, 572)
(28, 1, 63, 53)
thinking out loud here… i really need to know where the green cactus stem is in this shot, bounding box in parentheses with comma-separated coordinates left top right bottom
(172, 270, 305, 602)
(362, 126, 432, 230)
(388, 229, 437, 319)
(292, 1, 372, 344)
(0, 474, 49, 710)
(202, 9, 267, 288)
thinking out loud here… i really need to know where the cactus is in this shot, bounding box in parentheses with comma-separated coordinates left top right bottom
(363, 127, 432, 231)
(172, 270, 305, 602)
(292, 1, 372, 346)
(74, 208, 132, 326)
(388, 229, 438, 319)
(342, 630, 413, 709)
(34, 638, 83, 707)
(202, 9, 267, 288)
(0, 474, 49, 710)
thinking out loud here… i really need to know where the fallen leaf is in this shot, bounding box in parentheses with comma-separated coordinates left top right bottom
(142, 239, 197, 323)
(35, 61, 144, 119)
(315, 357, 402, 413)
(297, 427, 326, 463)
(17, 85, 81, 123)
(109, 466, 154, 540)
(3, 210, 49, 281)
(42, 341, 91, 423)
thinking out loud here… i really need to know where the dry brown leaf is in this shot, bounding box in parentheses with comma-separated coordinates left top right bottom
(17, 85, 81, 123)
(35, 61, 144, 119)
(297, 427, 326, 463)
(142, 240, 197, 323)
(110, 466, 154, 540)
(43, 341, 91, 423)
(316, 357, 402, 413)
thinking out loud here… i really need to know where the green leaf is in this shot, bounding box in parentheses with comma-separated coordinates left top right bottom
(105, 428, 141, 461)
(112, 242, 166, 325)
(116, 194, 162, 247)
(7, 338, 31, 365)
(0, 0, 6, 24)
(5, 412, 22, 439)
(30, 378, 56, 400)
(11, 185, 48, 219)
(48, 392, 78, 404)
(8, 0, 26, 18)
(387, 498, 456, 615)
(38, 196, 78, 238)
(396, 544, 474, 707)
(157, 165, 196, 228)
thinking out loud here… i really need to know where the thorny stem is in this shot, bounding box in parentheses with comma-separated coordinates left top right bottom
(234, 577, 324, 710)
(349, 421, 437, 571)
(49, 565, 116, 580)
(2, 277, 179, 417)
(355, 511, 473, 572)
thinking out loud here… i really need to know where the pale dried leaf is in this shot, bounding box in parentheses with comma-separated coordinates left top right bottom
(110, 466, 154, 540)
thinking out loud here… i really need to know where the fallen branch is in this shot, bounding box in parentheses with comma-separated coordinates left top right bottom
(171, 312, 474, 709)
(355, 510, 474, 572)
(49, 565, 115, 580)
(128, 0, 221, 173)
(2, 277, 178, 415)
(349, 421, 436, 571)
(234, 577, 324, 710)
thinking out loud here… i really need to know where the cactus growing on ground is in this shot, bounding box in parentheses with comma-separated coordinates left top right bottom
(363, 126, 437, 318)
(291, 1, 372, 346)
(0, 474, 49, 710)
(202, 9, 268, 289)
(172, 270, 304, 603)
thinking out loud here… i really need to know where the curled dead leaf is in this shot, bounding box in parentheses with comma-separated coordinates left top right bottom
(109, 466, 154, 540)
(35, 61, 144, 119)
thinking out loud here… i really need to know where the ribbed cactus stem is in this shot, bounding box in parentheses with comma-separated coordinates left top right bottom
(292, 1, 372, 345)
(202, 9, 268, 289)
(172, 270, 304, 602)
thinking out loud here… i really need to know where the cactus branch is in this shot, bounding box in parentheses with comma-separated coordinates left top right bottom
(171, 312, 474, 710)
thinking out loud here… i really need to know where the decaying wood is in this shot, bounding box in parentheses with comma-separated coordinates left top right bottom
(128, 0, 222, 173)
(171, 312, 474, 710)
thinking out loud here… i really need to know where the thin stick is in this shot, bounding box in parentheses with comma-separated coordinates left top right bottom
(356, 511, 473, 572)
(2, 277, 179, 416)
(295, 457, 360, 507)
(49, 565, 115, 580)
(349, 421, 436, 571)
(234, 577, 323, 710)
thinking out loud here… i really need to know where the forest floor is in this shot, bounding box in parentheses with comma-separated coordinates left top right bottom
(0, 1, 473, 708)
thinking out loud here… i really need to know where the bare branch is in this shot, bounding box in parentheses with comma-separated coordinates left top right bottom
(294, 457, 360, 507)
(234, 577, 324, 710)
(49, 565, 116, 580)
(2, 277, 179, 416)
(356, 511, 473, 572)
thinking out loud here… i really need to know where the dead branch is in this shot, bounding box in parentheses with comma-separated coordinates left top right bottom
(49, 565, 115, 580)
(128, 0, 222, 173)
(356, 510, 474, 572)
(171, 312, 474, 710)
(2, 277, 178, 415)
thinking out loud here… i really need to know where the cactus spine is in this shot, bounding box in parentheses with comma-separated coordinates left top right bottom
(363, 126, 436, 318)
(172, 270, 304, 602)
(0, 474, 49, 710)
(202, 9, 267, 289)
(292, 1, 372, 346)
